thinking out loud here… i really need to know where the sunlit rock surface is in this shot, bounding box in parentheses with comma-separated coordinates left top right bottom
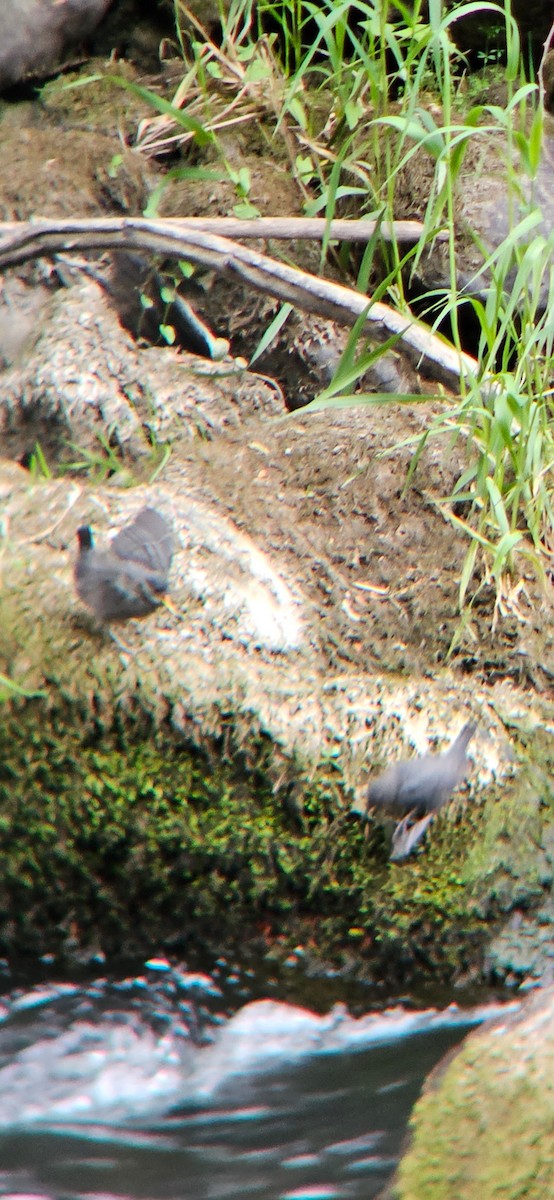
(1, 445, 553, 985)
(0, 278, 283, 463)
(0, 0, 112, 91)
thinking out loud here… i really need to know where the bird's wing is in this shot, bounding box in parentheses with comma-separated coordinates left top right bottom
(93, 561, 165, 619)
(112, 508, 174, 575)
(395, 757, 444, 807)
(118, 558, 168, 595)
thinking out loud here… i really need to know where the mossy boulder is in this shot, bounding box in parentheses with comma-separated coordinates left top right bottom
(392, 985, 554, 1199)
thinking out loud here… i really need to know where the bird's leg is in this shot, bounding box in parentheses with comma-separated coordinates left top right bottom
(107, 628, 136, 655)
(394, 809, 417, 835)
(390, 810, 417, 855)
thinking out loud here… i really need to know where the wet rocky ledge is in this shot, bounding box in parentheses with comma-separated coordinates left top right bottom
(1, 287, 553, 987)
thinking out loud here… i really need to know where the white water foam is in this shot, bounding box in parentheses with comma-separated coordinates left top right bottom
(0, 993, 517, 1129)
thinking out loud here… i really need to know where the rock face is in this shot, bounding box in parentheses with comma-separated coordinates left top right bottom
(1, 387, 552, 977)
(392, 986, 554, 1199)
(0, 0, 113, 91)
(0, 12, 554, 987)
(0, 277, 284, 463)
(408, 116, 554, 330)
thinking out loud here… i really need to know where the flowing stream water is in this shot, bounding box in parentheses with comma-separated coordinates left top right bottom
(0, 958, 515, 1200)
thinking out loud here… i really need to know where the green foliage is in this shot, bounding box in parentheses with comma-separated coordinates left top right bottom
(421, 164, 554, 617)
(247, 0, 553, 616)
(21, 430, 172, 488)
(63, 432, 137, 485)
(26, 442, 52, 481)
(0, 673, 47, 702)
(74, 0, 553, 616)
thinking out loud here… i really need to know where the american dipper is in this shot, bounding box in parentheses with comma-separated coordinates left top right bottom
(366, 721, 477, 819)
(74, 506, 174, 622)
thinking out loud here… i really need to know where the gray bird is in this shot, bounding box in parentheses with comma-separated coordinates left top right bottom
(74, 507, 174, 622)
(366, 721, 477, 819)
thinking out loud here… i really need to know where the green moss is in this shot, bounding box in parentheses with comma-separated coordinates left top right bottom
(0, 695, 376, 961)
(395, 998, 554, 1200)
(462, 776, 549, 911)
(0, 691, 464, 979)
(1, 686, 553, 987)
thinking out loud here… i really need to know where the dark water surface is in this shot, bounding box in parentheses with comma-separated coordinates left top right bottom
(0, 962, 513, 1200)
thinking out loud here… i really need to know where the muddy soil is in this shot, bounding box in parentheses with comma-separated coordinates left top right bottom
(160, 402, 553, 686)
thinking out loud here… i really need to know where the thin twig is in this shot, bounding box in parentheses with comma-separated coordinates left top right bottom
(538, 19, 554, 109)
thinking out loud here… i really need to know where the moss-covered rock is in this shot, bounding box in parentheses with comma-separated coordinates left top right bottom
(1, 450, 554, 984)
(392, 985, 554, 1199)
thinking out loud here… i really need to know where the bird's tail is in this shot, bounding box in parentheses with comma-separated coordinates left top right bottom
(452, 721, 477, 753)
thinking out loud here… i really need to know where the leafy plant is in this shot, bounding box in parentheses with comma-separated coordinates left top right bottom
(74, 0, 554, 614)
(295, 0, 554, 614)
(26, 442, 53, 481)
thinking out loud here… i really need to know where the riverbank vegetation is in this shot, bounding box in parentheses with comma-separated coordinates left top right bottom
(126, 0, 553, 622)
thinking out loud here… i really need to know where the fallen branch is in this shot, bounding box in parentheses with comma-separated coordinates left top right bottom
(0, 214, 444, 247)
(0, 216, 479, 389)
(114, 216, 446, 243)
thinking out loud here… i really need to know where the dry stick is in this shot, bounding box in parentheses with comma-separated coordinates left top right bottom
(151, 216, 445, 242)
(538, 18, 554, 109)
(0, 215, 438, 245)
(0, 216, 478, 389)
